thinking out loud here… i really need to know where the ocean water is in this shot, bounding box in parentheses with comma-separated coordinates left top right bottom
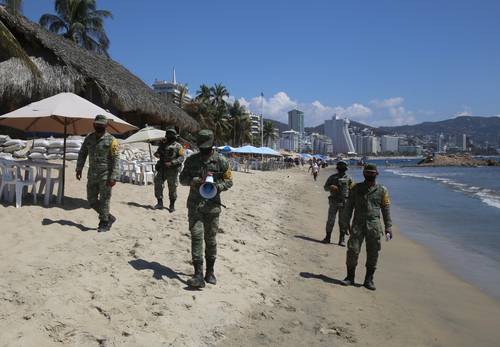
(345, 164, 500, 300)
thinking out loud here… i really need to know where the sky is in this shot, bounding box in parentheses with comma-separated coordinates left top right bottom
(20, 0, 500, 127)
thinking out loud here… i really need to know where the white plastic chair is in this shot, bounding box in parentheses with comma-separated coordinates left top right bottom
(124, 161, 141, 184)
(15, 165, 37, 208)
(45, 166, 63, 206)
(140, 162, 154, 185)
(0, 162, 17, 203)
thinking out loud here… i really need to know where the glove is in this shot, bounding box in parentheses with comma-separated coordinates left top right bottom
(107, 179, 116, 187)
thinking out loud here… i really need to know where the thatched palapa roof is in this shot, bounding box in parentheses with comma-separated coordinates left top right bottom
(0, 6, 198, 132)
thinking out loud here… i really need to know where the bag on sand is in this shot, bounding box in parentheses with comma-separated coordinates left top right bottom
(29, 152, 47, 160)
(33, 139, 50, 148)
(65, 153, 79, 160)
(31, 147, 48, 154)
(3, 144, 24, 153)
(0, 135, 11, 145)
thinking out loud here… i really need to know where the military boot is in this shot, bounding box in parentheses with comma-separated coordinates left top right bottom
(341, 266, 356, 286)
(187, 261, 205, 289)
(106, 214, 117, 231)
(97, 220, 108, 233)
(154, 199, 163, 210)
(338, 234, 346, 247)
(204, 258, 217, 285)
(363, 268, 376, 291)
(168, 199, 176, 212)
(321, 232, 332, 244)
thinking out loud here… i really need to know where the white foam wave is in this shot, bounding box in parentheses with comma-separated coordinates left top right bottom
(388, 169, 500, 210)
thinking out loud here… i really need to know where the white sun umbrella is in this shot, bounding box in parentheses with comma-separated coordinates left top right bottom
(0, 92, 137, 202)
(122, 126, 166, 161)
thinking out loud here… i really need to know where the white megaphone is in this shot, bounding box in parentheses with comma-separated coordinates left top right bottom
(199, 174, 217, 199)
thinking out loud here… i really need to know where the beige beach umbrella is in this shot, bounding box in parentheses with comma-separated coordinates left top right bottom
(0, 92, 137, 203)
(122, 126, 166, 161)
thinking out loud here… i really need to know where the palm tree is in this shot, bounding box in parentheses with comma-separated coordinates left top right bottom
(39, 0, 112, 56)
(228, 100, 252, 146)
(0, 0, 41, 78)
(195, 84, 211, 103)
(210, 83, 229, 110)
(263, 120, 277, 147)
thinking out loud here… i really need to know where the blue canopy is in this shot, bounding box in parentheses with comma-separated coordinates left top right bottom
(231, 145, 282, 156)
(217, 145, 234, 152)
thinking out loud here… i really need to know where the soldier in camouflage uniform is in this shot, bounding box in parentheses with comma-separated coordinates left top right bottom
(76, 115, 120, 232)
(341, 163, 393, 290)
(322, 160, 354, 246)
(153, 128, 185, 212)
(179, 130, 233, 288)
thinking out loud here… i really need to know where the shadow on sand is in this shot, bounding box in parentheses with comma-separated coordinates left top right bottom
(129, 259, 188, 285)
(294, 235, 325, 244)
(126, 202, 156, 210)
(42, 218, 95, 232)
(300, 271, 361, 287)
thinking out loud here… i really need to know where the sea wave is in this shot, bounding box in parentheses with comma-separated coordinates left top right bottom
(387, 169, 500, 209)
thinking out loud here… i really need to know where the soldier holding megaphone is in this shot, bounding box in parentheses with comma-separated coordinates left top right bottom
(179, 130, 233, 289)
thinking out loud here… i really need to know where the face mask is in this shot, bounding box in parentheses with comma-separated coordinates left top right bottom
(94, 125, 106, 134)
(200, 148, 212, 156)
(337, 167, 347, 173)
(166, 135, 176, 143)
(364, 174, 377, 182)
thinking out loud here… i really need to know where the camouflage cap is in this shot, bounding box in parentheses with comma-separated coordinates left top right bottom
(165, 128, 177, 136)
(363, 163, 378, 173)
(94, 114, 108, 125)
(197, 129, 214, 149)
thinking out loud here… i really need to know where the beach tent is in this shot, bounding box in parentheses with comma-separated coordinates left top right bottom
(217, 145, 234, 152)
(259, 147, 282, 156)
(232, 145, 261, 155)
(122, 126, 166, 160)
(0, 92, 137, 202)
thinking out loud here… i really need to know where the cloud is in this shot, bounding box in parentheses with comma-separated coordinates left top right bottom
(370, 97, 404, 108)
(368, 97, 416, 126)
(238, 92, 372, 126)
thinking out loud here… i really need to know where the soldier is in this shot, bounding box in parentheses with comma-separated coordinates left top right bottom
(153, 128, 185, 212)
(179, 130, 233, 288)
(322, 160, 354, 246)
(76, 115, 120, 233)
(341, 163, 393, 290)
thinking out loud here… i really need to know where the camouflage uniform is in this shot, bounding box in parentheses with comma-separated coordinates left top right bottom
(76, 132, 120, 222)
(323, 172, 354, 244)
(154, 139, 184, 203)
(179, 151, 233, 263)
(341, 178, 392, 288)
(179, 129, 233, 288)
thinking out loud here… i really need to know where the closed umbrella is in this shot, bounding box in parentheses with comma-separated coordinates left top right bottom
(0, 92, 137, 203)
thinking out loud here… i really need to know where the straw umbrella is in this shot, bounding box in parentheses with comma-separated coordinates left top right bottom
(0, 92, 137, 202)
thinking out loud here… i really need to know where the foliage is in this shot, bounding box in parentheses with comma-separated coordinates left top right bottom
(39, 0, 112, 56)
(184, 83, 254, 146)
(263, 120, 277, 147)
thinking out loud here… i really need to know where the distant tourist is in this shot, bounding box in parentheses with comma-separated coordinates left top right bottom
(311, 162, 319, 181)
(341, 163, 393, 290)
(322, 160, 353, 246)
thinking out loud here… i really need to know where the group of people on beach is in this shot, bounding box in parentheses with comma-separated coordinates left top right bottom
(76, 114, 393, 291)
(76, 115, 232, 289)
(319, 160, 393, 290)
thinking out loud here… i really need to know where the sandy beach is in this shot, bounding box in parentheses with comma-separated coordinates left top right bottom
(1, 162, 500, 347)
